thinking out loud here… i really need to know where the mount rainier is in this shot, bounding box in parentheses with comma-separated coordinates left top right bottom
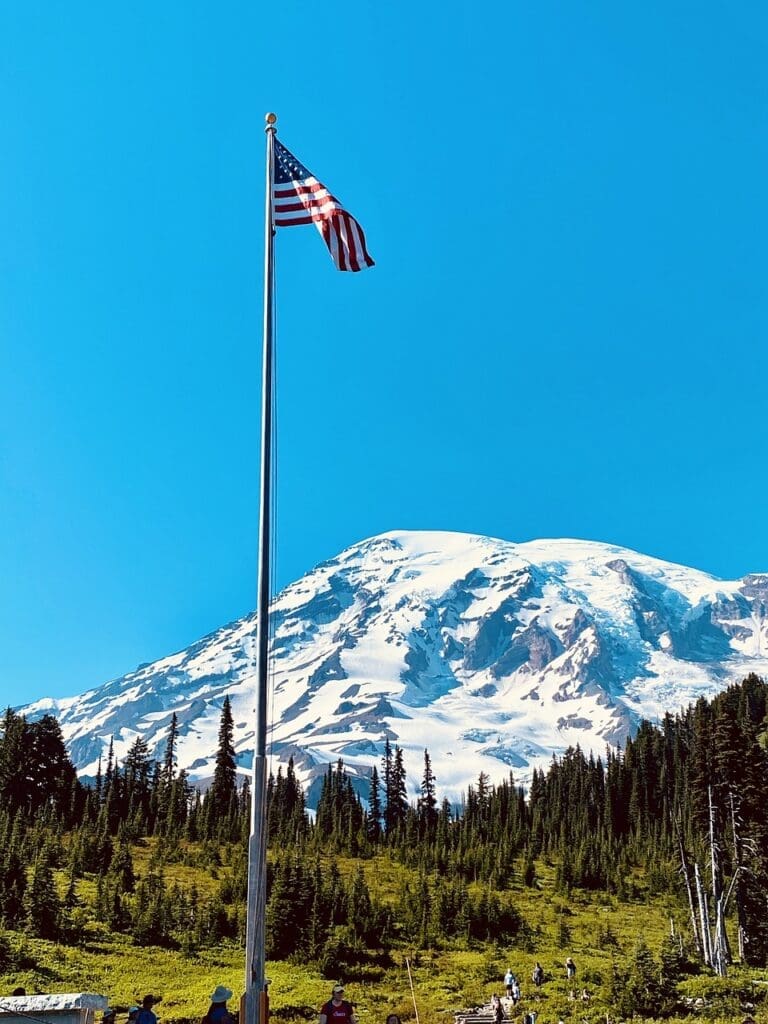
(21, 531, 768, 804)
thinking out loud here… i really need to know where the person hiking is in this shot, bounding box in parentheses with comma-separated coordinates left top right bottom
(319, 986, 357, 1024)
(532, 963, 544, 988)
(565, 957, 576, 981)
(503, 969, 515, 999)
(510, 979, 520, 1007)
(491, 995, 503, 1024)
(135, 996, 158, 1024)
(202, 987, 235, 1024)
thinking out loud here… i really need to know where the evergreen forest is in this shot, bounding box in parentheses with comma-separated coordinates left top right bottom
(1, 676, 767, 1024)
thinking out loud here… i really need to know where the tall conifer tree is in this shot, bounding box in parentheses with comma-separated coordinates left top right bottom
(207, 697, 237, 833)
(368, 766, 382, 842)
(418, 749, 437, 837)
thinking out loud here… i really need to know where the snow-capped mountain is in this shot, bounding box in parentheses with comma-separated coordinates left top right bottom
(21, 531, 768, 804)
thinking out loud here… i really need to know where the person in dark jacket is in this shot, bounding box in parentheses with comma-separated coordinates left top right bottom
(491, 995, 503, 1024)
(135, 996, 158, 1024)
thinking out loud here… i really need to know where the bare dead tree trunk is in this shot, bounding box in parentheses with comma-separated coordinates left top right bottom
(694, 861, 712, 967)
(729, 790, 747, 963)
(679, 823, 704, 958)
(708, 786, 730, 975)
(709, 787, 719, 903)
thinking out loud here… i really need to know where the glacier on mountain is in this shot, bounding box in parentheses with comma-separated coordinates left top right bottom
(20, 531, 768, 804)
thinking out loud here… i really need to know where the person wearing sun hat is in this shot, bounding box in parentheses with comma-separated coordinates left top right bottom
(318, 985, 357, 1024)
(201, 986, 235, 1024)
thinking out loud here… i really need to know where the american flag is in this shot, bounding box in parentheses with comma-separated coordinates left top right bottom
(272, 139, 374, 272)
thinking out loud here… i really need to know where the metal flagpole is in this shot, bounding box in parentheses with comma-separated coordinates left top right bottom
(243, 110, 277, 1024)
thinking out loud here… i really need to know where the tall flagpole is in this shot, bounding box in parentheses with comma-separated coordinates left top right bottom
(244, 110, 277, 1024)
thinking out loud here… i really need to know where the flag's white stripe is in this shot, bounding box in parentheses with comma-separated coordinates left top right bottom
(273, 191, 332, 205)
(273, 182, 323, 198)
(274, 189, 333, 207)
(273, 175, 321, 190)
(347, 217, 364, 266)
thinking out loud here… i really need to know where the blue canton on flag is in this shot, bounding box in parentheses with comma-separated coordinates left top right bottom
(272, 139, 374, 272)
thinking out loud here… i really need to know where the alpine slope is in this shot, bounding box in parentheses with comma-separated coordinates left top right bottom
(21, 531, 768, 805)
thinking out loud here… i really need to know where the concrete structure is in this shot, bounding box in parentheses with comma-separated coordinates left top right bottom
(0, 993, 109, 1024)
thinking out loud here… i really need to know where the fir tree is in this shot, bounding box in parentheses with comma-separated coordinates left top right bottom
(207, 697, 237, 835)
(623, 942, 664, 1018)
(108, 843, 136, 893)
(24, 853, 61, 940)
(123, 735, 153, 830)
(381, 739, 394, 836)
(367, 766, 382, 843)
(162, 712, 179, 787)
(389, 746, 408, 835)
(156, 713, 179, 831)
(418, 749, 438, 838)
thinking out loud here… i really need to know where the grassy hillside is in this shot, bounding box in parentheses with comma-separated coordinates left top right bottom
(1, 845, 766, 1024)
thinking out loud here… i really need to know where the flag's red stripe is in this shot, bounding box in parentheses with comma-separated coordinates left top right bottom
(273, 182, 335, 199)
(342, 214, 358, 272)
(348, 215, 364, 272)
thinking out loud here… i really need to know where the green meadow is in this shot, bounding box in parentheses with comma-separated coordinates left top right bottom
(2, 848, 766, 1024)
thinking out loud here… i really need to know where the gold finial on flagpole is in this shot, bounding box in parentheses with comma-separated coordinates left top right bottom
(265, 112, 277, 129)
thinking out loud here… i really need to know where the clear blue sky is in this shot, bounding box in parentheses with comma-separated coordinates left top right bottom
(2, 3, 767, 706)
